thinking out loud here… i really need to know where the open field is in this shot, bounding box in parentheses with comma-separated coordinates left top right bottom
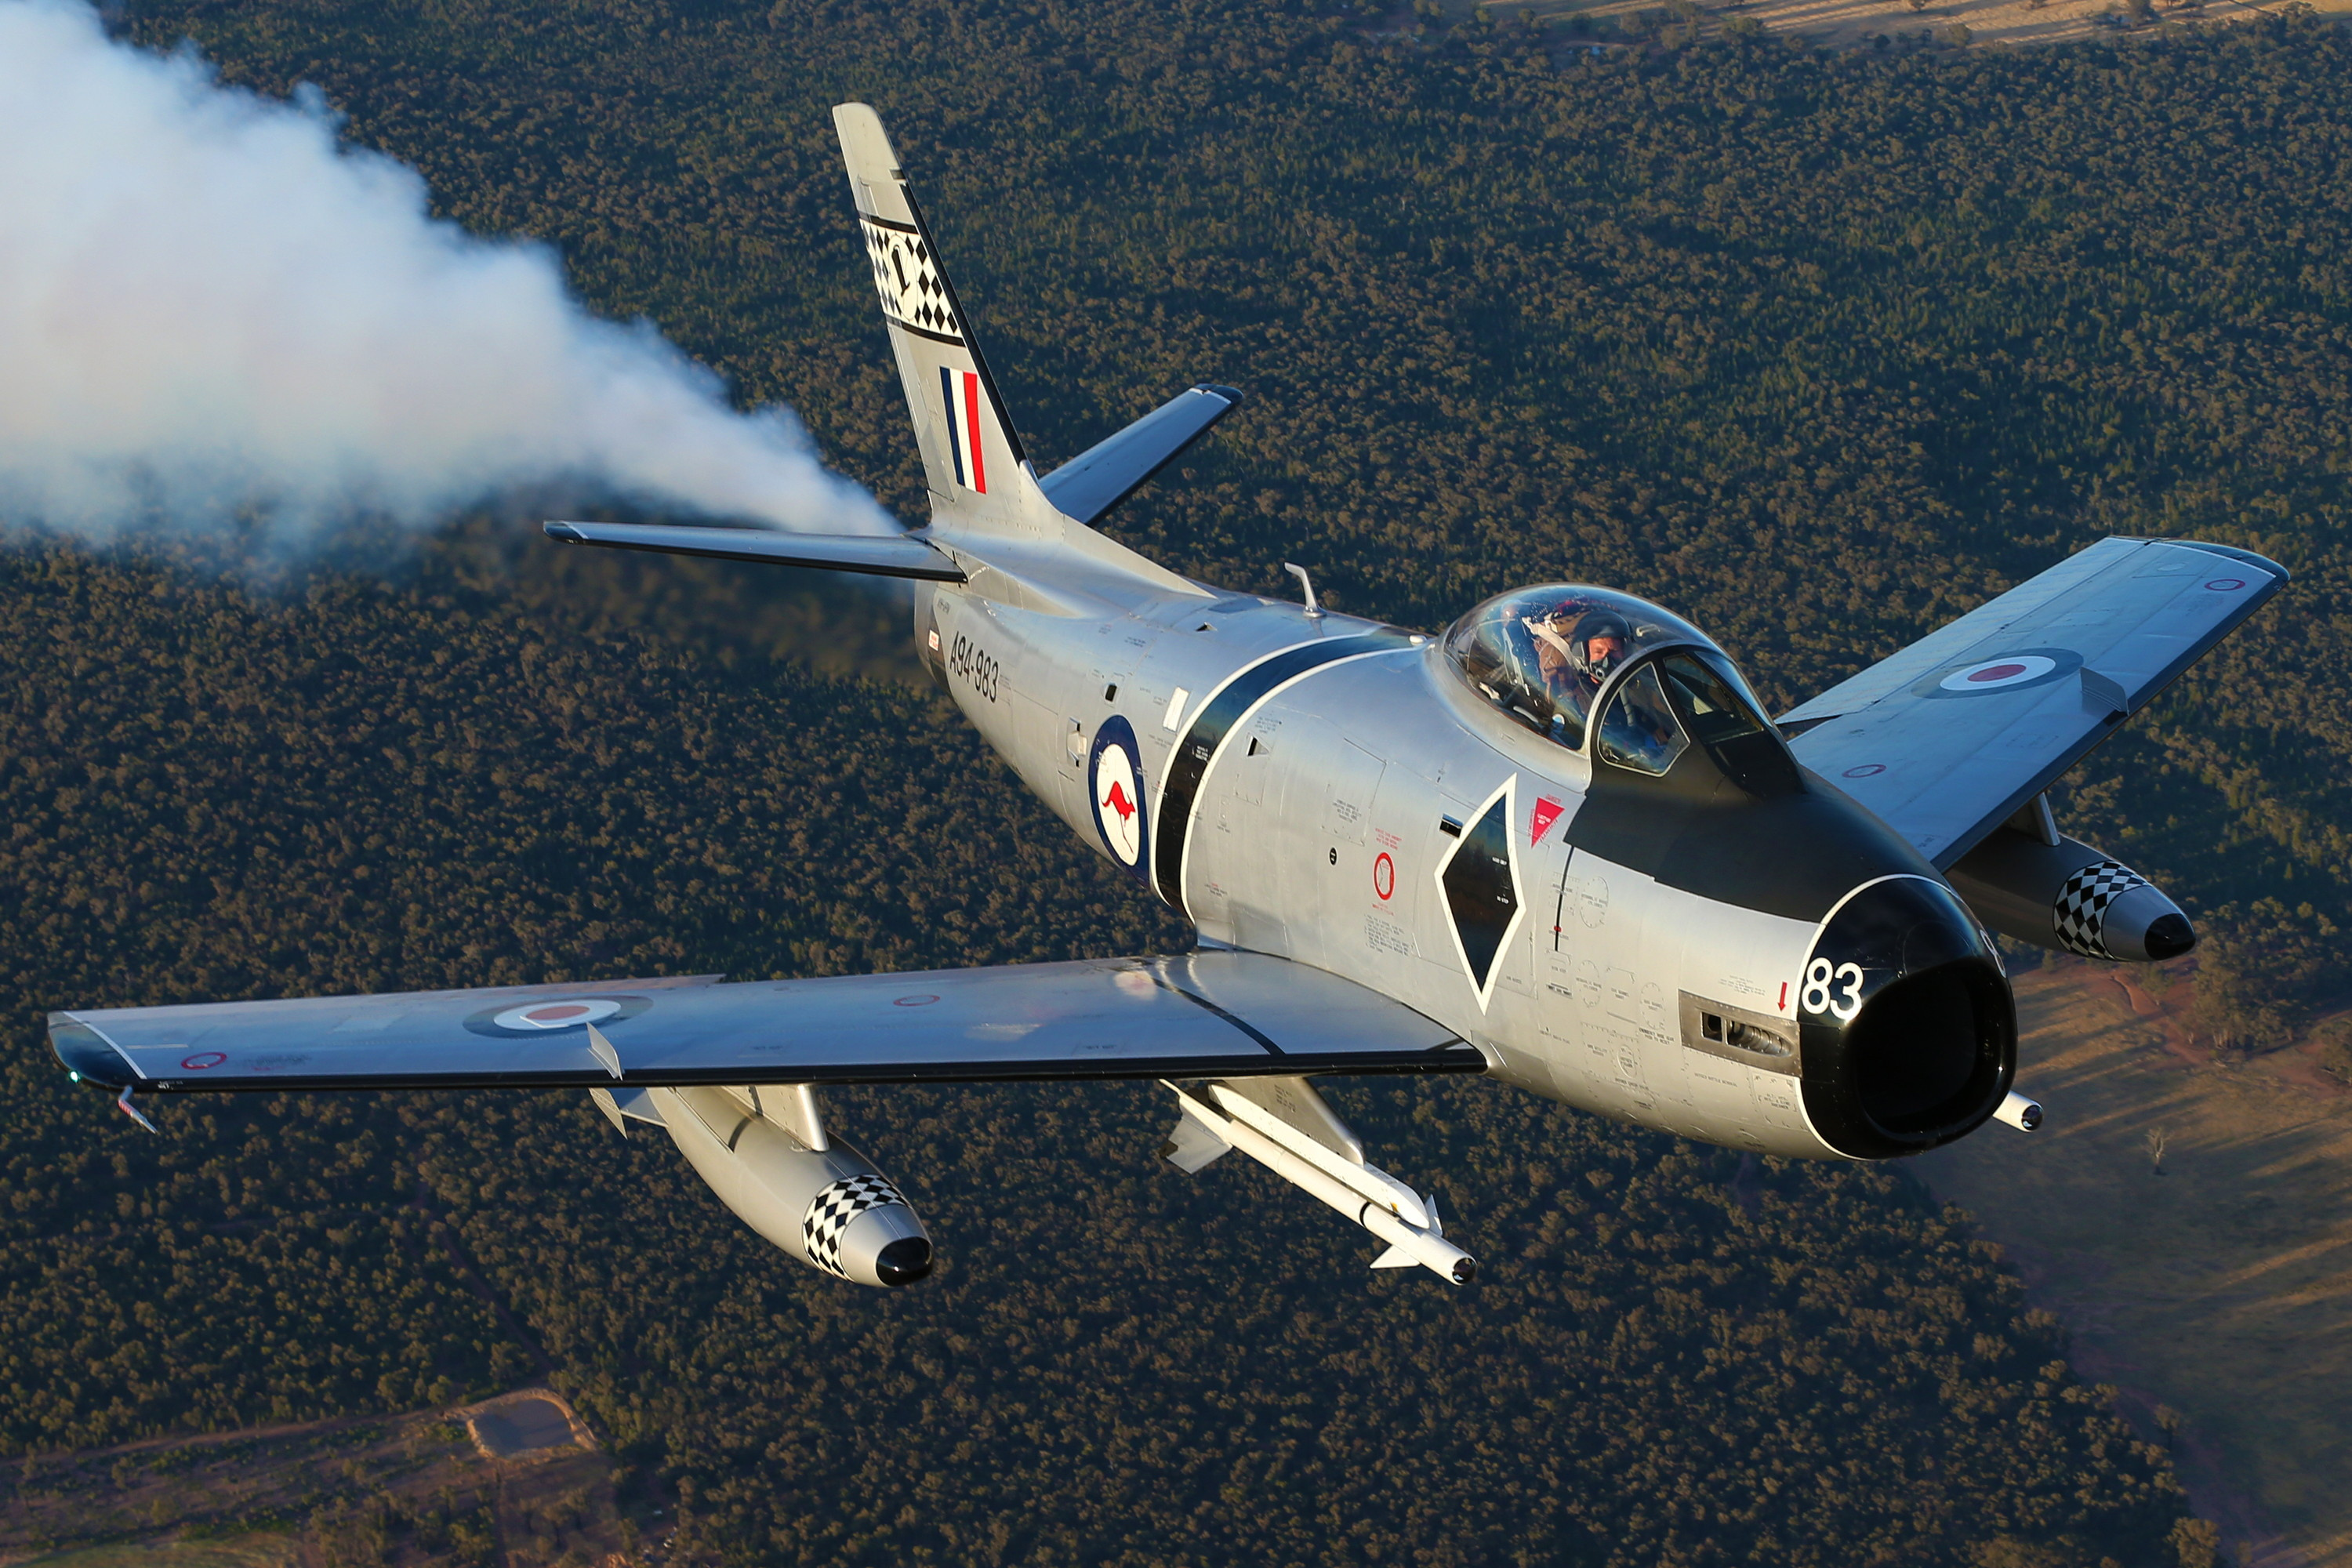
(1918, 965, 2352, 1568)
(1477, 0, 2352, 49)
(0, 1396, 657, 1568)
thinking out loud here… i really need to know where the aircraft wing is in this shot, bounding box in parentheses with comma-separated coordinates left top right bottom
(1780, 536, 2287, 869)
(50, 953, 1480, 1094)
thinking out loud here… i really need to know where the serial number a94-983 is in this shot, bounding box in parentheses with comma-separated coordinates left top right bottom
(948, 633, 1001, 703)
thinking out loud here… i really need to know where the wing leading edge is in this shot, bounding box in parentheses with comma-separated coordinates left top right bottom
(1036, 384, 1242, 527)
(1783, 536, 2287, 868)
(542, 521, 967, 582)
(51, 953, 1481, 1094)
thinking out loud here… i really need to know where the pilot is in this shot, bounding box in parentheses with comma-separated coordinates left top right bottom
(1525, 605, 1630, 723)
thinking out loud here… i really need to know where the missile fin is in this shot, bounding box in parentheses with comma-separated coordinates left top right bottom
(591, 1084, 666, 1134)
(1160, 1104, 1232, 1174)
(1369, 1243, 1416, 1269)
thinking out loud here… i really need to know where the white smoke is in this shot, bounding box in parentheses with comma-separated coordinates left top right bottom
(0, 0, 898, 546)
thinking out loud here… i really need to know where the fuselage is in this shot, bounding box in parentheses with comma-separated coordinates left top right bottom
(914, 563, 2016, 1163)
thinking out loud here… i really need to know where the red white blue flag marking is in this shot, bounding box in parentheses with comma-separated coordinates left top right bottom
(941, 368, 987, 494)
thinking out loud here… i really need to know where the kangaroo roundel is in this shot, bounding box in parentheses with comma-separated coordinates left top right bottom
(1088, 716, 1149, 874)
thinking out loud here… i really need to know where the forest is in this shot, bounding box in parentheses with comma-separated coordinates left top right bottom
(9, 0, 2352, 1561)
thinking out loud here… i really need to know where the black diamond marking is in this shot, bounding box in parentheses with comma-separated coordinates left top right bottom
(1441, 793, 1519, 991)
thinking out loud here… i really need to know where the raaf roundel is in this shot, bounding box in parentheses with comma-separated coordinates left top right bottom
(1088, 714, 1149, 874)
(51, 104, 2286, 1290)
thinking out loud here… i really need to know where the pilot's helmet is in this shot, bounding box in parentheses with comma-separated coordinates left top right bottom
(1566, 608, 1632, 684)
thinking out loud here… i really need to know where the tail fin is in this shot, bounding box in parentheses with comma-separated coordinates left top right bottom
(833, 104, 1030, 531)
(833, 104, 1210, 598)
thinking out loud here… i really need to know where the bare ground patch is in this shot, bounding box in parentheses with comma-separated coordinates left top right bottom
(0, 1400, 670, 1568)
(1478, 0, 2352, 51)
(1917, 964, 2352, 1568)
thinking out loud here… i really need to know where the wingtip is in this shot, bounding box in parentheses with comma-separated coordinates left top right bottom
(2144, 535, 2291, 583)
(1194, 383, 1244, 407)
(49, 1016, 130, 1088)
(543, 521, 585, 543)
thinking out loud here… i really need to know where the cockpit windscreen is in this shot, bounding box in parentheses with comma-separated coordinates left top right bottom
(1443, 586, 1719, 751)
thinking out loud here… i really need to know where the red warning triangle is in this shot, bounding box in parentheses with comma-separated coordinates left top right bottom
(1530, 796, 1566, 846)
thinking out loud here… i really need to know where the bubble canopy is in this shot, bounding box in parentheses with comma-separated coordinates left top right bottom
(1441, 585, 1751, 755)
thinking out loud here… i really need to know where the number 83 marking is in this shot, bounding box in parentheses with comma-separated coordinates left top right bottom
(1801, 957, 1864, 1022)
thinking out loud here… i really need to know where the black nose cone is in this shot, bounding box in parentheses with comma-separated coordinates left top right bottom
(1798, 877, 2017, 1159)
(2143, 913, 2196, 960)
(874, 1236, 934, 1287)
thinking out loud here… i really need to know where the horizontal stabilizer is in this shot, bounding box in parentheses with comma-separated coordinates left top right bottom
(543, 521, 966, 582)
(1038, 385, 1242, 526)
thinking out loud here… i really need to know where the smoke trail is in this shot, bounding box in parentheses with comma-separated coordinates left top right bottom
(0, 0, 898, 546)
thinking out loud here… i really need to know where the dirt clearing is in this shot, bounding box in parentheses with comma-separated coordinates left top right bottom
(1918, 965, 2352, 1568)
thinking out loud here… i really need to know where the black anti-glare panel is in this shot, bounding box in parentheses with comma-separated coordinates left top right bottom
(1442, 796, 1518, 990)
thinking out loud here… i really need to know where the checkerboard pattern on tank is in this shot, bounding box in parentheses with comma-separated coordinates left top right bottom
(862, 218, 962, 343)
(803, 1173, 910, 1278)
(2052, 861, 2147, 960)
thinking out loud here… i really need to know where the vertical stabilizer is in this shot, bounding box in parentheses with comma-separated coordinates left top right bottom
(832, 104, 1208, 598)
(833, 103, 1036, 535)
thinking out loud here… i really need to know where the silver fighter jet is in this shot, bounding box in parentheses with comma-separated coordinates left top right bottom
(52, 106, 2286, 1287)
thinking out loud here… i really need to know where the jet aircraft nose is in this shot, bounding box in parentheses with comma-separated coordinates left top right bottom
(1796, 877, 2016, 1160)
